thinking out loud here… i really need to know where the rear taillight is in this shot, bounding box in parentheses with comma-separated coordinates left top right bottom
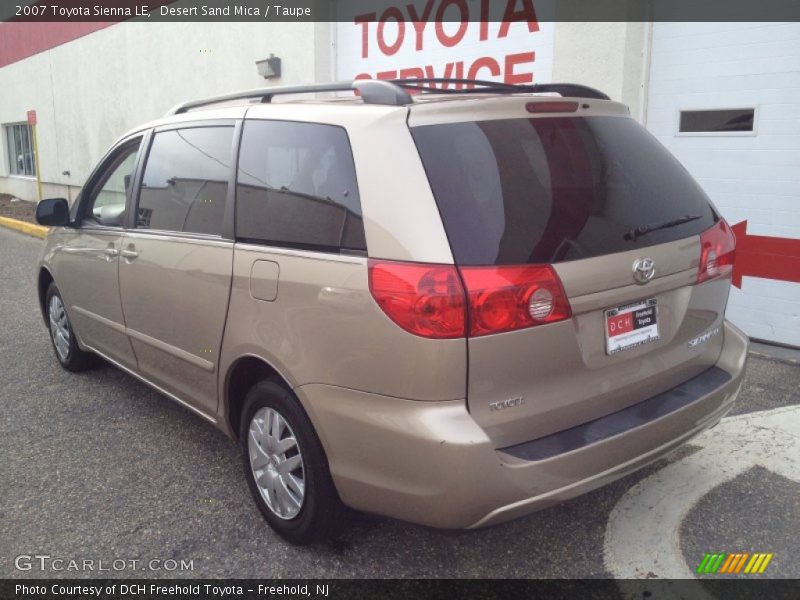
(368, 260, 571, 339)
(697, 219, 736, 284)
(368, 260, 466, 339)
(460, 265, 572, 337)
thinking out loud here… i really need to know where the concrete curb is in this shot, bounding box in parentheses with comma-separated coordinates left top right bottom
(0, 216, 49, 239)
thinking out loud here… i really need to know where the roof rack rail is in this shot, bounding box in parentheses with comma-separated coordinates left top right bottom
(164, 78, 610, 116)
(165, 79, 413, 116)
(390, 78, 610, 100)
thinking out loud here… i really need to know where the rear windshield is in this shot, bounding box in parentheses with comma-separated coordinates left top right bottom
(411, 116, 718, 265)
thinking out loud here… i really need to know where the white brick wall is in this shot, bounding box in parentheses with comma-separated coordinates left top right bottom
(646, 22, 800, 346)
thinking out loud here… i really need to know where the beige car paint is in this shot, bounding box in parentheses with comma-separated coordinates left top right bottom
(407, 94, 631, 126)
(467, 236, 726, 448)
(297, 320, 747, 529)
(45, 228, 138, 370)
(118, 231, 234, 417)
(218, 243, 466, 407)
(36, 92, 749, 531)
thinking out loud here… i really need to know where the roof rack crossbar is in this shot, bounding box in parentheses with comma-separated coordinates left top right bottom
(165, 78, 610, 116)
(389, 78, 610, 100)
(165, 79, 413, 116)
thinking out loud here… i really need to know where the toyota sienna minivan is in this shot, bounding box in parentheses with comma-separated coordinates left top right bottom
(35, 78, 748, 544)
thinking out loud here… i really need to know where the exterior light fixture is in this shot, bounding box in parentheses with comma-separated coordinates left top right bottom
(256, 54, 281, 80)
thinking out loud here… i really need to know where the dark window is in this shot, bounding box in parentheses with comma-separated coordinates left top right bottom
(138, 126, 233, 235)
(411, 116, 718, 265)
(6, 123, 36, 177)
(235, 120, 366, 253)
(83, 139, 141, 227)
(679, 109, 755, 133)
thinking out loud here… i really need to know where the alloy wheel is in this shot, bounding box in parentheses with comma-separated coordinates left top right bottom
(248, 407, 306, 520)
(48, 295, 71, 361)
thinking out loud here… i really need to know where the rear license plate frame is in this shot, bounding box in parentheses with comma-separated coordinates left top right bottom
(605, 298, 659, 355)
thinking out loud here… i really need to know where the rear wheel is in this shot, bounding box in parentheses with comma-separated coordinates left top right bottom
(46, 282, 94, 372)
(240, 380, 347, 544)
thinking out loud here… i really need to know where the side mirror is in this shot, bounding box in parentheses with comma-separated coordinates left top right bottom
(35, 198, 70, 227)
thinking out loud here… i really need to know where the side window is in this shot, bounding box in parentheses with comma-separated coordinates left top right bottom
(235, 120, 366, 253)
(137, 126, 233, 235)
(83, 139, 141, 227)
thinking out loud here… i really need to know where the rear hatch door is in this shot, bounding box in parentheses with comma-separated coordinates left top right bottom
(410, 100, 732, 448)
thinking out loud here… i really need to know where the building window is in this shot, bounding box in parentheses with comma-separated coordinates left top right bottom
(5, 123, 37, 177)
(679, 109, 756, 134)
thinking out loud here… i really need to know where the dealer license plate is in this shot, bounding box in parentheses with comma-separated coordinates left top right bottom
(605, 298, 659, 355)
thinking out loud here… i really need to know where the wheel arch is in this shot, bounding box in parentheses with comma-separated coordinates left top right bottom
(224, 354, 295, 441)
(37, 267, 55, 326)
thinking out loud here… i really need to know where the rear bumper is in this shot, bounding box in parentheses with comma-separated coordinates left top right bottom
(297, 319, 748, 529)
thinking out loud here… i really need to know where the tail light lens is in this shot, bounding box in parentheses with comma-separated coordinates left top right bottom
(368, 260, 571, 339)
(697, 219, 736, 284)
(526, 101, 579, 113)
(368, 260, 466, 339)
(460, 265, 572, 336)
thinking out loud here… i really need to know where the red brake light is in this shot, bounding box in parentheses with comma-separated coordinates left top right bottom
(460, 265, 572, 337)
(697, 219, 736, 284)
(526, 101, 579, 113)
(369, 261, 572, 339)
(368, 260, 466, 339)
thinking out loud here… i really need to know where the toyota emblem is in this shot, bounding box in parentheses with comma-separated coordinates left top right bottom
(632, 258, 656, 284)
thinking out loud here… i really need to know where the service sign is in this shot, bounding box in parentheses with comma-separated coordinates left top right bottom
(26, 110, 36, 126)
(335, 0, 555, 87)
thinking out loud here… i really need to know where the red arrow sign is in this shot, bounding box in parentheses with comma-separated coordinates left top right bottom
(730, 220, 800, 288)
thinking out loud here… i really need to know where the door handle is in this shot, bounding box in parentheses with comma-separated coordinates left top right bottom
(120, 248, 139, 260)
(103, 247, 119, 258)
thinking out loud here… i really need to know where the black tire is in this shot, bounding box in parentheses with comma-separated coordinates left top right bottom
(45, 282, 95, 372)
(240, 380, 348, 544)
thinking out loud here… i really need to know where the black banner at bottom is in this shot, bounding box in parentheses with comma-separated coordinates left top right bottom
(2, 579, 798, 600)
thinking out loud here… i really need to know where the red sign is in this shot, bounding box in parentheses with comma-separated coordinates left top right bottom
(731, 220, 800, 288)
(342, 0, 548, 86)
(607, 313, 634, 336)
(26, 110, 36, 126)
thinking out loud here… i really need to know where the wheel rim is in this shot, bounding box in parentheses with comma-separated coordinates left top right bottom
(248, 407, 306, 520)
(48, 295, 71, 361)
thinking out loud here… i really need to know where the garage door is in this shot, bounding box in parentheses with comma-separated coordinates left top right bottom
(646, 22, 800, 347)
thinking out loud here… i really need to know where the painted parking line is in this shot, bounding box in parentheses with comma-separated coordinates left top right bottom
(603, 405, 799, 582)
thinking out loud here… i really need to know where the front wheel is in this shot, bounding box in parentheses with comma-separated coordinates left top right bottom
(240, 380, 348, 544)
(45, 283, 94, 372)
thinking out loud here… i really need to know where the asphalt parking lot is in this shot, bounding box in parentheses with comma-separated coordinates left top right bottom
(1, 226, 798, 580)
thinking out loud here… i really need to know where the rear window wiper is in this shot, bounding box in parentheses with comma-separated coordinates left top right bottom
(624, 215, 701, 241)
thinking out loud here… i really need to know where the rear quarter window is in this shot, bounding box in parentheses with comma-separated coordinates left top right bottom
(411, 116, 718, 265)
(235, 120, 366, 253)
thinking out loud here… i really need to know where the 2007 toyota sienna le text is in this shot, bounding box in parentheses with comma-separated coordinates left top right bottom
(35, 79, 748, 544)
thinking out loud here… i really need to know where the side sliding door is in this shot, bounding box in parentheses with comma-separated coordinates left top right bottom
(118, 122, 237, 418)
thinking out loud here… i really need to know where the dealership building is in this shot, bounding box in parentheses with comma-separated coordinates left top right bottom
(0, 13, 798, 346)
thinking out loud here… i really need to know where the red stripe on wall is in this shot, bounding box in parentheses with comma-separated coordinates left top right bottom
(0, 22, 115, 68)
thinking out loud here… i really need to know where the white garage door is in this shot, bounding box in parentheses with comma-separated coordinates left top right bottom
(646, 22, 800, 347)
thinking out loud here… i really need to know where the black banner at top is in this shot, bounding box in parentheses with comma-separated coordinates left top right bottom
(3, 579, 800, 600)
(3, 0, 800, 23)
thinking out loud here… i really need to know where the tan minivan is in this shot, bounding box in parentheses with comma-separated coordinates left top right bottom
(36, 79, 748, 544)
